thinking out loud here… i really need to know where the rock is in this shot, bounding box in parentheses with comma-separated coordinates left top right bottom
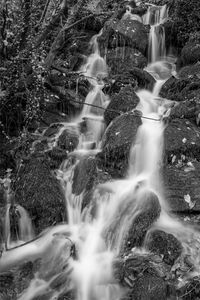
(98, 19, 148, 55)
(105, 47, 147, 74)
(72, 156, 98, 196)
(123, 190, 161, 251)
(131, 273, 167, 300)
(97, 112, 142, 178)
(72, 156, 112, 210)
(160, 76, 200, 102)
(15, 157, 66, 233)
(57, 129, 79, 152)
(177, 276, 200, 300)
(146, 230, 182, 265)
(164, 162, 200, 212)
(169, 99, 200, 123)
(181, 33, 200, 66)
(129, 67, 156, 91)
(114, 253, 168, 299)
(104, 85, 140, 126)
(178, 62, 200, 79)
(164, 118, 200, 162)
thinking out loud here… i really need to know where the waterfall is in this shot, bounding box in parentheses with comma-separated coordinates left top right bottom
(143, 5, 168, 62)
(2, 4, 198, 300)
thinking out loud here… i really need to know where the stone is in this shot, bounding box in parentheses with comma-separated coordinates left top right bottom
(98, 18, 148, 55)
(104, 85, 140, 126)
(146, 230, 182, 265)
(15, 157, 66, 233)
(163, 162, 200, 212)
(169, 99, 200, 123)
(129, 67, 156, 91)
(57, 129, 79, 152)
(164, 118, 200, 162)
(160, 76, 200, 102)
(131, 273, 167, 300)
(178, 62, 200, 79)
(105, 47, 147, 75)
(98, 112, 142, 178)
(181, 34, 200, 66)
(123, 190, 161, 251)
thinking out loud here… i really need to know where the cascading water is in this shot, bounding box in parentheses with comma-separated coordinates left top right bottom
(1, 3, 200, 300)
(143, 4, 168, 63)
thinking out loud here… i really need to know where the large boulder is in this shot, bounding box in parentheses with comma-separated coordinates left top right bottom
(178, 62, 200, 79)
(164, 162, 200, 212)
(169, 99, 200, 123)
(98, 19, 148, 55)
(104, 85, 140, 126)
(164, 118, 200, 162)
(160, 76, 200, 102)
(15, 157, 66, 233)
(146, 230, 182, 265)
(123, 190, 161, 251)
(105, 47, 147, 75)
(181, 33, 200, 66)
(98, 112, 142, 178)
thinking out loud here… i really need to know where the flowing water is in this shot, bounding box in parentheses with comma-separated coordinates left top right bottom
(1, 3, 200, 300)
(143, 4, 168, 62)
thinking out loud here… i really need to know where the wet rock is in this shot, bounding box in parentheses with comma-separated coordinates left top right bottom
(104, 85, 140, 126)
(177, 276, 200, 300)
(72, 156, 112, 210)
(181, 34, 200, 66)
(47, 147, 68, 169)
(131, 273, 167, 300)
(105, 47, 147, 74)
(178, 62, 200, 79)
(98, 112, 141, 178)
(123, 190, 161, 251)
(98, 19, 148, 55)
(15, 157, 66, 233)
(72, 156, 98, 196)
(160, 76, 200, 102)
(146, 230, 182, 265)
(129, 67, 156, 91)
(57, 129, 79, 152)
(114, 253, 169, 299)
(164, 162, 200, 212)
(169, 100, 200, 123)
(164, 118, 200, 162)
(105, 72, 138, 94)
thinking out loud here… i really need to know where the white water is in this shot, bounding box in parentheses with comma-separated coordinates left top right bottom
(143, 5, 168, 62)
(1, 3, 200, 300)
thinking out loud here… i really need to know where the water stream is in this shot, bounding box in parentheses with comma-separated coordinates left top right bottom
(1, 3, 199, 300)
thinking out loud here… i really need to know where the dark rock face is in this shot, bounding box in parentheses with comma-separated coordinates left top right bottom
(104, 85, 140, 126)
(57, 129, 79, 152)
(146, 230, 182, 265)
(98, 112, 142, 178)
(164, 118, 200, 162)
(178, 62, 200, 79)
(129, 67, 156, 91)
(72, 156, 98, 196)
(15, 157, 66, 233)
(123, 190, 161, 251)
(164, 162, 200, 212)
(181, 35, 200, 66)
(72, 156, 112, 210)
(105, 47, 147, 75)
(114, 253, 169, 300)
(169, 99, 199, 123)
(98, 19, 148, 55)
(131, 273, 167, 300)
(160, 76, 200, 102)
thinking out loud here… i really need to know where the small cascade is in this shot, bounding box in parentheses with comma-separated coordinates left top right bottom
(5, 204, 34, 249)
(143, 5, 168, 62)
(78, 30, 109, 150)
